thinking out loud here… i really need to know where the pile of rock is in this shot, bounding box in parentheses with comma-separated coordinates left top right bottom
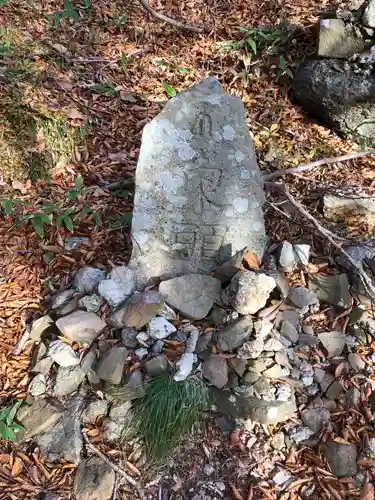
(293, 0, 375, 143)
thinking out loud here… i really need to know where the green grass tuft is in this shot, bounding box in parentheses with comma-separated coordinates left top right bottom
(134, 374, 209, 461)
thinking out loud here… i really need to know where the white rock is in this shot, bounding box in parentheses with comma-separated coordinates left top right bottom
(98, 266, 135, 308)
(135, 348, 148, 360)
(293, 244, 310, 266)
(147, 317, 176, 340)
(279, 242, 296, 272)
(237, 339, 264, 359)
(368, 437, 375, 456)
(264, 338, 284, 351)
(174, 353, 194, 381)
(273, 468, 293, 487)
(136, 332, 150, 346)
(289, 425, 314, 443)
(28, 374, 46, 396)
(253, 318, 273, 339)
(55, 311, 106, 347)
(49, 340, 80, 367)
(158, 303, 177, 321)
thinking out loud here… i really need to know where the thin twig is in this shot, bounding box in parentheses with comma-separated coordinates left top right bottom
(136, 0, 204, 33)
(265, 181, 375, 300)
(82, 430, 146, 500)
(69, 48, 150, 65)
(263, 149, 375, 181)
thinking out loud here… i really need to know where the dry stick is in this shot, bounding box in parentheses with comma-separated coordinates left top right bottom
(265, 181, 375, 300)
(136, 0, 204, 33)
(82, 430, 146, 500)
(263, 149, 375, 181)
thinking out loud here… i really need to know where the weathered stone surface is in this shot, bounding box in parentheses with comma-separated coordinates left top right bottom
(106, 290, 165, 329)
(301, 407, 331, 433)
(288, 287, 318, 309)
(293, 58, 375, 144)
(213, 248, 247, 284)
(324, 440, 357, 476)
(147, 316, 176, 339)
(81, 400, 109, 424)
(293, 244, 310, 267)
(309, 273, 350, 309)
(56, 297, 78, 316)
(102, 401, 133, 443)
(348, 352, 365, 371)
(263, 364, 284, 379)
(278, 241, 296, 272)
(144, 355, 169, 376)
(96, 346, 127, 384)
(64, 235, 91, 251)
(56, 311, 106, 346)
(229, 358, 247, 377)
(237, 339, 264, 359)
(54, 365, 86, 396)
(202, 355, 228, 388)
(324, 194, 375, 228)
(325, 380, 344, 400)
(73, 266, 105, 293)
(318, 18, 366, 58)
(32, 355, 54, 375)
(18, 398, 64, 439)
(98, 266, 136, 308)
(212, 389, 297, 424)
(221, 270, 276, 315)
(35, 416, 82, 464)
(159, 274, 221, 320)
(363, 0, 375, 27)
(121, 327, 138, 348)
(48, 340, 80, 367)
(78, 294, 103, 313)
(104, 370, 145, 403)
(51, 289, 75, 309)
(280, 320, 299, 344)
(74, 456, 115, 500)
(30, 315, 54, 342)
(128, 78, 266, 284)
(318, 331, 346, 357)
(216, 317, 252, 351)
(28, 374, 46, 396)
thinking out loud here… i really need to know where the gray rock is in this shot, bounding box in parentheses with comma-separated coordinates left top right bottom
(278, 241, 296, 272)
(74, 456, 115, 500)
(144, 355, 169, 376)
(229, 358, 247, 377)
(212, 389, 296, 424)
(196, 331, 213, 353)
(36, 416, 82, 464)
(56, 310, 106, 346)
(348, 352, 365, 371)
(237, 338, 264, 359)
(96, 346, 127, 384)
(18, 398, 63, 439)
(289, 425, 314, 443)
(288, 286, 318, 309)
(102, 401, 133, 443)
(56, 297, 78, 316)
(54, 365, 86, 396)
(324, 440, 357, 477)
(28, 374, 46, 396)
(301, 407, 330, 433)
(104, 371, 145, 403)
(264, 337, 283, 351)
(216, 317, 252, 351)
(275, 350, 292, 368)
(159, 302, 177, 321)
(324, 194, 375, 228)
(325, 380, 344, 400)
(248, 357, 273, 373)
(276, 308, 300, 330)
(147, 316, 176, 339)
(221, 270, 276, 315)
(202, 355, 228, 388)
(319, 372, 335, 393)
(121, 327, 138, 348)
(32, 356, 54, 375)
(80, 349, 98, 374)
(159, 274, 221, 320)
(213, 248, 247, 284)
(363, 0, 375, 27)
(51, 289, 75, 309)
(243, 371, 260, 384)
(107, 290, 165, 329)
(298, 334, 319, 346)
(263, 364, 284, 378)
(152, 340, 164, 353)
(48, 340, 80, 367)
(78, 294, 103, 313)
(253, 376, 271, 394)
(73, 266, 105, 293)
(293, 244, 310, 267)
(318, 18, 366, 58)
(64, 236, 91, 251)
(128, 78, 266, 284)
(280, 320, 299, 344)
(344, 387, 361, 406)
(81, 400, 109, 424)
(293, 58, 375, 144)
(98, 266, 136, 308)
(208, 305, 235, 326)
(135, 347, 148, 360)
(30, 315, 54, 342)
(318, 331, 346, 357)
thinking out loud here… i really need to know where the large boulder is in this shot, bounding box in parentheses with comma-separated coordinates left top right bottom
(293, 58, 375, 144)
(128, 77, 266, 284)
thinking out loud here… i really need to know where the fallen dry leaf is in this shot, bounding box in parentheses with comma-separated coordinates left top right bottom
(0, 454, 10, 464)
(360, 473, 375, 500)
(11, 457, 23, 478)
(230, 482, 245, 500)
(243, 250, 260, 269)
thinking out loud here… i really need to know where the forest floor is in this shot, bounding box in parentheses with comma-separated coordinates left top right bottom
(0, 0, 375, 499)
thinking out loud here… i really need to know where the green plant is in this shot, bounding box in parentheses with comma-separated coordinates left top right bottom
(134, 374, 209, 460)
(114, 15, 129, 30)
(162, 82, 177, 98)
(155, 59, 189, 74)
(88, 82, 117, 97)
(66, 174, 87, 200)
(52, 0, 80, 25)
(276, 55, 294, 81)
(0, 400, 25, 441)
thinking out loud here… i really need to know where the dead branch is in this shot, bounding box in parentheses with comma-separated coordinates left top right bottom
(136, 0, 204, 33)
(265, 181, 375, 300)
(82, 430, 146, 500)
(263, 149, 375, 181)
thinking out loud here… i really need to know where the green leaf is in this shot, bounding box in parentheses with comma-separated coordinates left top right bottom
(67, 189, 78, 201)
(121, 52, 128, 70)
(56, 214, 64, 227)
(0, 420, 8, 439)
(31, 217, 45, 238)
(90, 211, 101, 226)
(44, 251, 54, 263)
(64, 216, 74, 232)
(39, 213, 53, 224)
(2, 198, 13, 215)
(10, 423, 25, 433)
(278, 55, 286, 70)
(6, 427, 16, 441)
(6, 400, 22, 425)
(176, 66, 189, 74)
(75, 174, 83, 191)
(162, 82, 177, 98)
(247, 38, 257, 55)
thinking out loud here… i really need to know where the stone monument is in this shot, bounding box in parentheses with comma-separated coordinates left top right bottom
(129, 78, 266, 283)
